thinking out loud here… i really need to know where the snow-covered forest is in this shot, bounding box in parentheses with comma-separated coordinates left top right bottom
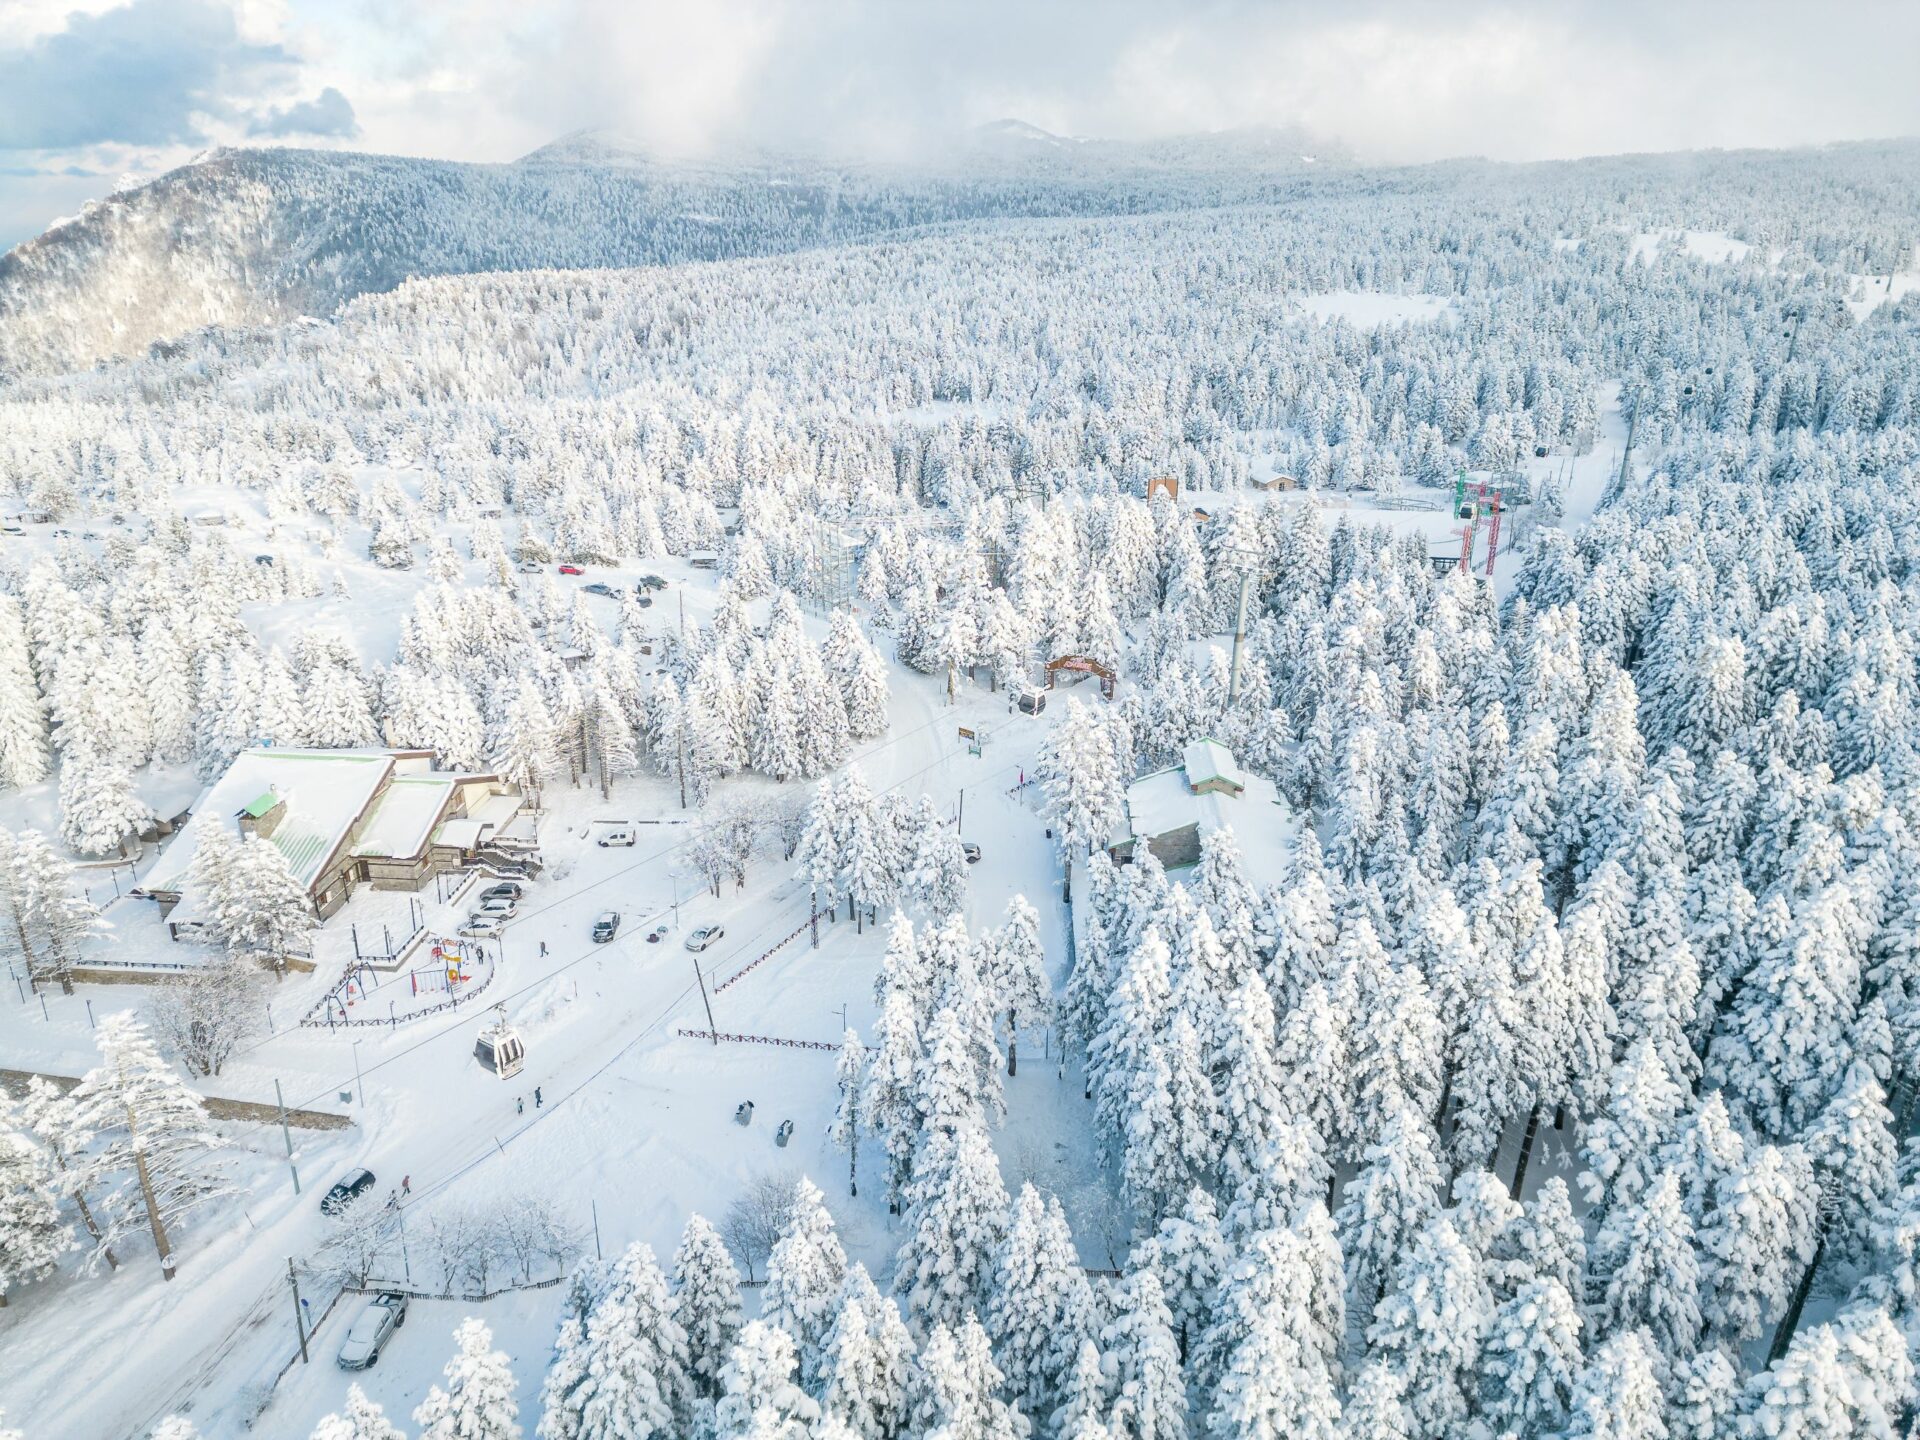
(1, 127, 1919, 1440)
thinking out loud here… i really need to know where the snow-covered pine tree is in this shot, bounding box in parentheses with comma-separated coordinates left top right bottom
(1335, 1090, 1443, 1320)
(760, 1176, 848, 1379)
(1091, 925, 1173, 1157)
(1475, 1277, 1582, 1437)
(490, 672, 559, 800)
(713, 1320, 819, 1439)
(1099, 1266, 1186, 1440)
(1336, 1362, 1411, 1440)
(894, 1120, 1009, 1334)
(1363, 1215, 1493, 1439)
(58, 738, 151, 856)
(310, 1385, 405, 1440)
(1202, 1224, 1343, 1440)
(818, 1283, 913, 1440)
(70, 1012, 227, 1278)
(908, 1315, 1029, 1440)
(864, 988, 923, 1215)
(0, 1097, 70, 1305)
(0, 597, 49, 789)
(1664, 1349, 1737, 1440)
(986, 1184, 1094, 1420)
(568, 1241, 693, 1439)
(829, 1029, 868, 1198)
(1698, 1142, 1818, 1345)
(414, 1318, 521, 1440)
(1135, 1186, 1228, 1363)
(1559, 1329, 1665, 1440)
(980, 895, 1051, 1076)
(672, 1213, 743, 1401)
(1, 828, 106, 993)
(1037, 697, 1124, 900)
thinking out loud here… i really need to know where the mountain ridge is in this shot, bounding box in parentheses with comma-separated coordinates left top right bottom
(0, 126, 1353, 379)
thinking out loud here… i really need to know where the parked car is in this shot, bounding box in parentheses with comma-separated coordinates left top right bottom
(321, 1168, 377, 1215)
(517, 559, 542, 573)
(632, 593, 654, 608)
(686, 925, 725, 952)
(558, 564, 584, 576)
(582, 582, 617, 597)
(598, 827, 636, 847)
(479, 882, 524, 903)
(592, 911, 621, 943)
(461, 914, 507, 939)
(476, 895, 518, 918)
(636, 574, 668, 590)
(646, 923, 670, 943)
(962, 843, 982, 864)
(254, 554, 275, 566)
(337, 1292, 408, 1370)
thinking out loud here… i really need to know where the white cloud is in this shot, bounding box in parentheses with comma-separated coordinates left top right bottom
(6, 0, 1920, 251)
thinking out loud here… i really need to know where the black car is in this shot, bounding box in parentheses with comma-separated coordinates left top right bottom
(322, 1168, 376, 1215)
(636, 574, 668, 590)
(479, 882, 524, 903)
(632, 593, 654, 607)
(582, 582, 617, 598)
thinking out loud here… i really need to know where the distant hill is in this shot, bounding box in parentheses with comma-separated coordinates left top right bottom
(0, 122, 1351, 378)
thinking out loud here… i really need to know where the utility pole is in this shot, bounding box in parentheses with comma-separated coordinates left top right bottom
(692, 956, 718, 1042)
(275, 1078, 301, 1194)
(288, 1257, 309, 1364)
(810, 885, 820, 950)
(351, 1039, 366, 1111)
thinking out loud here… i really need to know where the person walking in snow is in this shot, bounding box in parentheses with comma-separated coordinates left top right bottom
(534, 1087, 543, 1108)
(401, 1175, 410, 1195)
(517, 1096, 524, 1114)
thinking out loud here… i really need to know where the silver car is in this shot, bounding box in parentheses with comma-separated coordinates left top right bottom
(337, 1291, 408, 1370)
(685, 925, 725, 952)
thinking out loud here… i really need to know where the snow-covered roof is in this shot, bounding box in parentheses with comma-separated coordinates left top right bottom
(1114, 756, 1296, 888)
(469, 792, 522, 829)
(141, 749, 398, 897)
(1181, 739, 1246, 792)
(433, 818, 488, 850)
(352, 775, 459, 860)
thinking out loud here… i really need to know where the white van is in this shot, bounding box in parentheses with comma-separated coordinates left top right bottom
(598, 827, 636, 848)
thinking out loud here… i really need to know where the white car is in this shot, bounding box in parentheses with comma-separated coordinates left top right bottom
(598, 827, 636, 847)
(685, 925, 725, 952)
(461, 914, 507, 938)
(337, 1292, 408, 1370)
(476, 895, 518, 918)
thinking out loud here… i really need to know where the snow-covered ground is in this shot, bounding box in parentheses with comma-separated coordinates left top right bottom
(1294, 291, 1453, 328)
(0, 550, 1107, 1437)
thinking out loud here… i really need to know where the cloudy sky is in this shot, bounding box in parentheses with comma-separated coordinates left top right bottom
(2, 0, 1918, 249)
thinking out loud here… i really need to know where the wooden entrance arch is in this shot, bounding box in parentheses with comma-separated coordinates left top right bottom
(1045, 654, 1116, 700)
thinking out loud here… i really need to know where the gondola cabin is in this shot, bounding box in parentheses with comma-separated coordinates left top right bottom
(474, 1008, 525, 1079)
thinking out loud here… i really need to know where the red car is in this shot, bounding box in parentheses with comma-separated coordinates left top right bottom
(557, 564, 584, 576)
